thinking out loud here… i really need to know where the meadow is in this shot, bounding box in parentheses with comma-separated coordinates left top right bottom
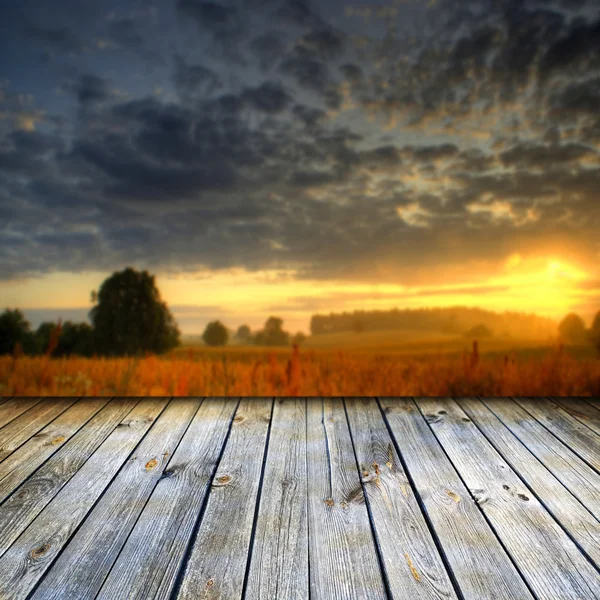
(1, 331, 599, 397)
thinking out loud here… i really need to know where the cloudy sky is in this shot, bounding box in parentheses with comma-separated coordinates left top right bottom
(1, 0, 599, 333)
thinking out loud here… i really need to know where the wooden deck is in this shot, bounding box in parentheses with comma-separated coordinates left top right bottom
(0, 397, 598, 599)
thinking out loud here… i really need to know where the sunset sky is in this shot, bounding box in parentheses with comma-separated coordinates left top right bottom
(1, 0, 599, 333)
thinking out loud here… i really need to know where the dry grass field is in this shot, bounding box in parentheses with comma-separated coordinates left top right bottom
(1, 332, 599, 397)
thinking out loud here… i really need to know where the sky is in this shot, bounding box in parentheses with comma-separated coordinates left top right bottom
(0, 0, 599, 334)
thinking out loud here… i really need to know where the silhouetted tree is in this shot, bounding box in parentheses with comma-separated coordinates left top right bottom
(203, 321, 229, 346)
(292, 332, 306, 345)
(254, 316, 290, 346)
(352, 317, 365, 334)
(34, 322, 59, 355)
(89, 267, 180, 356)
(0, 309, 35, 355)
(235, 324, 252, 343)
(558, 313, 587, 343)
(56, 322, 95, 356)
(464, 324, 493, 338)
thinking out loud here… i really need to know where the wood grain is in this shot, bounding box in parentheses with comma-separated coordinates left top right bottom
(245, 399, 309, 600)
(0, 397, 111, 506)
(0, 397, 44, 430)
(0, 397, 77, 462)
(0, 397, 138, 556)
(96, 398, 238, 600)
(416, 398, 600, 600)
(345, 397, 458, 600)
(482, 398, 600, 517)
(30, 399, 198, 600)
(176, 398, 272, 600)
(0, 398, 167, 600)
(306, 398, 386, 600)
(516, 398, 600, 471)
(459, 398, 600, 565)
(381, 397, 533, 599)
(552, 398, 600, 436)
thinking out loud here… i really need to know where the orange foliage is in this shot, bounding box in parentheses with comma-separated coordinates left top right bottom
(1, 342, 599, 397)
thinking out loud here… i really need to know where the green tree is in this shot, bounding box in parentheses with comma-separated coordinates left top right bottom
(235, 324, 252, 343)
(0, 309, 35, 355)
(34, 322, 59, 355)
(56, 322, 95, 356)
(203, 321, 229, 346)
(89, 267, 181, 356)
(558, 313, 586, 343)
(254, 316, 290, 346)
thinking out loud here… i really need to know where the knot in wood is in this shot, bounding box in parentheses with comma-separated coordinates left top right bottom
(212, 474, 232, 487)
(31, 543, 51, 559)
(145, 458, 159, 470)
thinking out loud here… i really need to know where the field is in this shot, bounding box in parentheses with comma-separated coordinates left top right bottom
(1, 330, 599, 397)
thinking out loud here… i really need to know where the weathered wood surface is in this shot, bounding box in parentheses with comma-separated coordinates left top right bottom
(0, 397, 43, 429)
(306, 398, 386, 599)
(0, 397, 77, 462)
(553, 398, 600, 436)
(244, 399, 309, 600)
(345, 397, 458, 599)
(31, 398, 196, 600)
(96, 398, 238, 600)
(0, 398, 167, 599)
(175, 398, 271, 600)
(516, 398, 600, 472)
(416, 398, 600, 600)
(458, 398, 600, 566)
(481, 398, 600, 517)
(0, 397, 598, 600)
(381, 398, 533, 599)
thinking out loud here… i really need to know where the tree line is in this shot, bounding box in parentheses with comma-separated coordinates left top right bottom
(0, 268, 180, 357)
(202, 317, 306, 347)
(310, 306, 558, 339)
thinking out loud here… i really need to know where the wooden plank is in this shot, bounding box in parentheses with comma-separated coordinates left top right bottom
(244, 399, 309, 600)
(0, 397, 78, 462)
(515, 398, 600, 472)
(0, 398, 12, 407)
(483, 398, 600, 517)
(306, 398, 386, 600)
(381, 398, 534, 599)
(416, 398, 600, 600)
(345, 398, 458, 600)
(553, 398, 600, 436)
(0, 397, 139, 556)
(459, 398, 600, 566)
(0, 398, 168, 600)
(0, 397, 44, 429)
(0, 397, 111, 505)
(96, 398, 238, 600)
(32, 398, 200, 600)
(175, 398, 272, 600)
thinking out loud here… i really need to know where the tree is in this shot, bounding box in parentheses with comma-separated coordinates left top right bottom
(558, 313, 586, 343)
(89, 267, 181, 356)
(0, 309, 35, 355)
(464, 324, 493, 339)
(34, 322, 59, 355)
(235, 324, 252, 343)
(203, 321, 229, 346)
(352, 316, 365, 334)
(293, 332, 306, 345)
(590, 311, 600, 355)
(56, 322, 95, 356)
(254, 316, 290, 346)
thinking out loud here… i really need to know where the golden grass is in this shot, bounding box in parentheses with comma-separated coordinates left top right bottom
(1, 342, 599, 396)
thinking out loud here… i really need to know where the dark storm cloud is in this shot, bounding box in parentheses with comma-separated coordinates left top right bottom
(500, 143, 597, 169)
(2, 0, 600, 284)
